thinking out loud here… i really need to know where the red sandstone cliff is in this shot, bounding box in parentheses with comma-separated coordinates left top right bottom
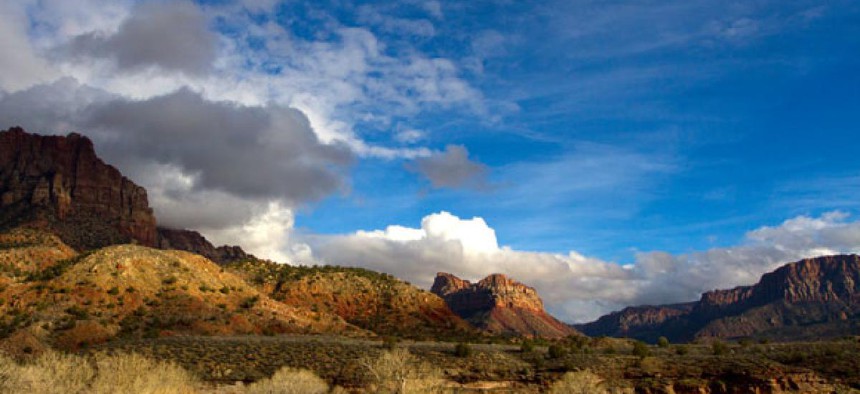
(431, 272, 579, 338)
(0, 127, 157, 249)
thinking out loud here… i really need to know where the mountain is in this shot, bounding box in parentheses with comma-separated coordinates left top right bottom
(0, 127, 157, 250)
(227, 260, 476, 340)
(579, 255, 860, 342)
(431, 272, 580, 338)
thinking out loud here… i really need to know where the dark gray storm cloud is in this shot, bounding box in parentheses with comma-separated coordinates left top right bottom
(409, 144, 488, 189)
(65, 1, 217, 75)
(82, 88, 353, 203)
(0, 79, 353, 228)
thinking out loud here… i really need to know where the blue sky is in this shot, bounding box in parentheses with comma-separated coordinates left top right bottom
(289, 0, 860, 261)
(2, 0, 860, 321)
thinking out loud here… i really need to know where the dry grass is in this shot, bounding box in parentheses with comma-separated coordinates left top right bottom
(0, 350, 199, 394)
(0, 350, 94, 394)
(244, 367, 329, 394)
(90, 352, 199, 394)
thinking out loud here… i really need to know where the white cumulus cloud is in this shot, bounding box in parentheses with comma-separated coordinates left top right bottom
(306, 210, 860, 323)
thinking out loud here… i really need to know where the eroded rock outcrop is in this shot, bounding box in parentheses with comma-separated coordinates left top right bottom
(0, 127, 157, 249)
(431, 272, 579, 338)
(157, 227, 253, 265)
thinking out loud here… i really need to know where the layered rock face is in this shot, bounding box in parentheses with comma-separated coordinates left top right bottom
(431, 272, 579, 338)
(157, 227, 252, 265)
(580, 255, 860, 342)
(0, 127, 157, 249)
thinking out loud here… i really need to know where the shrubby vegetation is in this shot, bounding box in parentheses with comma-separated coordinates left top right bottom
(548, 370, 607, 394)
(0, 350, 196, 394)
(361, 348, 447, 393)
(245, 367, 330, 394)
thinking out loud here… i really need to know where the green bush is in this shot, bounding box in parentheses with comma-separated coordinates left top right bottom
(712, 340, 729, 356)
(548, 344, 567, 359)
(520, 341, 535, 353)
(632, 341, 651, 358)
(657, 336, 669, 348)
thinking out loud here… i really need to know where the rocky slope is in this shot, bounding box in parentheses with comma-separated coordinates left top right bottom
(157, 227, 252, 265)
(431, 272, 579, 338)
(228, 260, 476, 340)
(579, 255, 860, 342)
(0, 127, 157, 250)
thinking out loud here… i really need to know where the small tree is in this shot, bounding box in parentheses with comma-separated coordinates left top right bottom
(656, 336, 670, 348)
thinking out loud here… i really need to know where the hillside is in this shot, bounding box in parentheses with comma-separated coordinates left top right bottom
(579, 255, 860, 342)
(431, 272, 580, 338)
(227, 260, 476, 340)
(0, 231, 363, 354)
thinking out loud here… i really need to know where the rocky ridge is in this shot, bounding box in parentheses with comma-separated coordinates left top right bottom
(0, 127, 253, 261)
(431, 272, 579, 338)
(157, 227, 252, 265)
(579, 255, 860, 342)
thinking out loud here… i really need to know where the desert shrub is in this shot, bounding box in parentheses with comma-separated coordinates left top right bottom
(65, 306, 89, 320)
(382, 336, 400, 350)
(569, 335, 589, 350)
(632, 341, 651, 358)
(711, 340, 729, 356)
(240, 295, 260, 309)
(90, 352, 198, 394)
(361, 348, 445, 393)
(453, 342, 471, 358)
(549, 370, 606, 394)
(520, 341, 535, 353)
(245, 367, 329, 394)
(548, 344, 567, 359)
(675, 345, 689, 356)
(657, 336, 669, 348)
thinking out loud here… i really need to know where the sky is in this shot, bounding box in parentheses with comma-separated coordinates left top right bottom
(1, 0, 860, 322)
